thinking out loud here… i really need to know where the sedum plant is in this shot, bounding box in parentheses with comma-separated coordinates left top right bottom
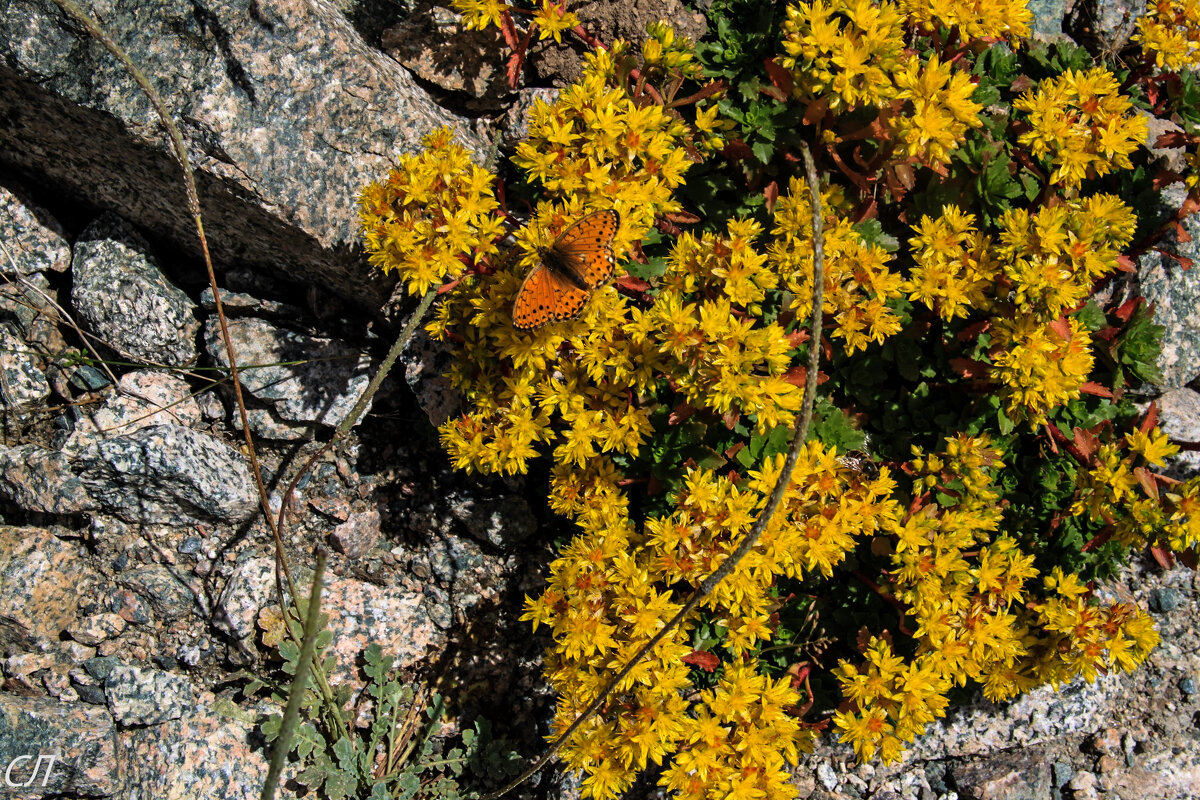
(356, 0, 1200, 798)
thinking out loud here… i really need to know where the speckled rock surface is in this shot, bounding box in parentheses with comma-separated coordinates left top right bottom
(0, 182, 70, 275)
(0, 0, 481, 311)
(205, 316, 373, 431)
(213, 557, 279, 643)
(71, 215, 200, 368)
(116, 695, 270, 800)
(382, 4, 512, 111)
(317, 576, 438, 684)
(1067, 0, 1145, 51)
(69, 370, 203, 441)
(1137, 192, 1200, 388)
(403, 328, 461, 427)
(73, 424, 257, 525)
(1156, 388, 1200, 478)
(0, 444, 93, 514)
(0, 693, 118, 796)
(0, 526, 96, 650)
(105, 664, 195, 725)
(0, 323, 49, 407)
(446, 487, 538, 549)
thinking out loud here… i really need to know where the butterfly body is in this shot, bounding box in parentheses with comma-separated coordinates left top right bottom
(512, 209, 619, 330)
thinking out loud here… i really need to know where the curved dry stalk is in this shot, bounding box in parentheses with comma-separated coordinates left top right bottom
(483, 141, 827, 799)
(274, 287, 437, 536)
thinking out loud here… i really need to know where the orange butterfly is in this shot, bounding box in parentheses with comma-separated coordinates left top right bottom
(512, 209, 620, 330)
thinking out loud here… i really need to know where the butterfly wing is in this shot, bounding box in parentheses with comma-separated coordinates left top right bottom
(512, 263, 592, 330)
(511, 209, 620, 330)
(551, 209, 619, 289)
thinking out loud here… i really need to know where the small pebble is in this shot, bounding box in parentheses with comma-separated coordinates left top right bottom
(1149, 587, 1183, 612)
(817, 762, 838, 791)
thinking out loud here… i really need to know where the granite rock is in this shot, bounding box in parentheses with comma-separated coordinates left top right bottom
(69, 369, 203, 442)
(0, 0, 481, 310)
(121, 564, 200, 623)
(0, 526, 96, 650)
(0, 444, 92, 515)
(213, 557, 278, 642)
(116, 696, 269, 800)
(0, 181, 70, 275)
(1138, 192, 1200, 388)
(205, 316, 373, 431)
(71, 214, 200, 367)
(105, 664, 195, 725)
(0, 323, 49, 408)
(73, 424, 257, 525)
(403, 327, 461, 427)
(66, 612, 127, 647)
(0, 693, 118, 796)
(382, 4, 513, 110)
(1155, 388, 1200, 478)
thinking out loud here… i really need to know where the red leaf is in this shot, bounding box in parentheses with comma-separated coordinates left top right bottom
(955, 319, 992, 341)
(722, 139, 754, 161)
(1149, 545, 1176, 570)
(762, 58, 794, 99)
(1079, 381, 1113, 398)
(616, 274, 652, 292)
(1134, 466, 1160, 501)
(664, 211, 701, 225)
(782, 366, 808, 387)
(1141, 401, 1160, 433)
(764, 181, 779, 214)
(1113, 297, 1141, 323)
(1155, 130, 1193, 149)
(683, 650, 721, 672)
(724, 441, 746, 461)
(668, 403, 696, 425)
(1115, 255, 1136, 273)
(1073, 426, 1100, 460)
(949, 357, 988, 378)
(1047, 316, 1072, 340)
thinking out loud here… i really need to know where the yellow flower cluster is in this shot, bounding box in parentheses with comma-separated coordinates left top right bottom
(432, 38, 726, 484)
(896, 437, 1040, 703)
(513, 45, 698, 240)
(662, 663, 808, 800)
(990, 316, 1094, 423)
(779, 0, 906, 109)
(1135, 0, 1200, 70)
(358, 128, 503, 296)
(525, 443, 899, 799)
(453, 0, 508, 31)
(833, 637, 952, 763)
(522, 516, 695, 800)
(637, 220, 801, 434)
(996, 195, 1137, 317)
(905, 206, 1000, 320)
(1073, 430, 1200, 551)
(771, 177, 905, 354)
(897, 0, 1032, 42)
(830, 435, 1162, 764)
(452, 0, 579, 42)
(532, 0, 581, 43)
(1027, 568, 1160, 685)
(1014, 67, 1149, 189)
(889, 55, 984, 169)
